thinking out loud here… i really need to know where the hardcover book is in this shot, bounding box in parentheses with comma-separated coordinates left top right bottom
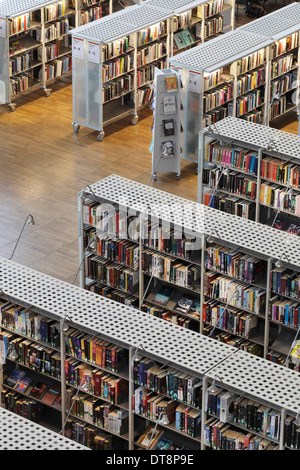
(174, 295, 195, 313)
(29, 381, 49, 400)
(153, 286, 174, 306)
(14, 375, 33, 393)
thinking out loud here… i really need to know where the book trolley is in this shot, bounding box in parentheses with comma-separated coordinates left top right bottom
(69, 0, 235, 141)
(1, 254, 300, 450)
(0, 0, 117, 111)
(168, 2, 300, 163)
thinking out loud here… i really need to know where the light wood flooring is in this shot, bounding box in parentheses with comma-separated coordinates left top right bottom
(0, 3, 297, 284)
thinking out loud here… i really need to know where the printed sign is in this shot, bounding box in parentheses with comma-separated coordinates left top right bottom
(188, 71, 201, 93)
(73, 37, 84, 59)
(88, 41, 100, 64)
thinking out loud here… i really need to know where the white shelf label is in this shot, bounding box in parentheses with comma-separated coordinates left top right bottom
(88, 41, 100, 64)
(188, 71, 201, 93)
(73, 37, 84, 59)
(0, 18, 6, 38)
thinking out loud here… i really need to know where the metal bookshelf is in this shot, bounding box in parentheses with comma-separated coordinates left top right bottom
(0, 0, 117, 111)
(78, 173, 300, 376)
(1, 256, 300, 449)
(69, 0, 235, 141)
(168, 2, 300, 163)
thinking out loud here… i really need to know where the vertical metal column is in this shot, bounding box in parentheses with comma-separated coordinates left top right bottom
(279, 408, 286, 450)
(128, 346, 135, 450)
(60, 319, 67, 435)
(255, 147, 263, 223)
(197, 129, 206, 203)
(200, 375, 208, 450)
(78, 192, 85, 289)
(263, 258, 273, 359)
(199, 235, 206, 335)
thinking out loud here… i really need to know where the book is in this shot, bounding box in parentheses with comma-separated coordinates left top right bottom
(6, 369, 25, 388)
(163, 96, 176, 115)
(41, 383, 61, 406)
(174, 295, 195, 313)
(153, 286, 174, 306)
(165, 75, 178, 93)
(163, 119, 175, 136)
(137, 424, 164, 449)
(29, 381, 49, 400)
(14, 375, 33, 392)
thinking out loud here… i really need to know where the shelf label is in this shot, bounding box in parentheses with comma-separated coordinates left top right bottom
(72, 37, 84, 59)
(88, 41, 100, 64)
(0, 18, 6, 38)
(188, 71, 201, 93)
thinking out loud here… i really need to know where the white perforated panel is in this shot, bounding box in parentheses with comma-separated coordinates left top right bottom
(168, 30, 272, 72)
(0, 408, 88, 450)
(0, 257, 234, 376)
(207, 352, 300, 414)
(0, 0, 58, 18)
(144, 0, 209, 14)
(86, 174, 300, 269)
(240, 2, 300, 40)
(69, 4, 173, 43)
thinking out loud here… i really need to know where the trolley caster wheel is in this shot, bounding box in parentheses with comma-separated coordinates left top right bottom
(44, 88, 52, 97)
(153, 174, 157, 181)
(97, 131, 105, 142)
(176, 174, 180, 180)
(131, 116, 139, 126)
(73, 123, 80, 134)
(8, 103, 16, 112)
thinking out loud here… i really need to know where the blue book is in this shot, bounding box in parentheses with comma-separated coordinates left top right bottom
(6, 369, 25, 387)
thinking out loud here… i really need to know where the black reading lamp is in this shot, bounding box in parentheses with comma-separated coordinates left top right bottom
(8, 214, 35, 260)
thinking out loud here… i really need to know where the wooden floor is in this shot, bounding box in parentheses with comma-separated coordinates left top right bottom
(0, 3, 298, 284)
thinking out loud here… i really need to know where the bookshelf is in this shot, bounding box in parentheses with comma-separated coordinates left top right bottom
(168, 2, 300, 163)
(0, 0, 118, 111)
(78, 174, 300, 378)
(69, 0, 235, 141)
(1, 256, 300, 450)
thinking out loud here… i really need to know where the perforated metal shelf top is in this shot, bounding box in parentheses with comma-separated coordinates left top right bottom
(168, 29, 272, 73)
(240, 2, 300, 40)
(0, 408, 88, 450)
(204, 116, 300, 160)
(86, 174, 300, 269)
(1, 256, 300, 414)
(0, 0, 59, 18)
(69, 3, 173, 44)
(144, 0, 214, 14)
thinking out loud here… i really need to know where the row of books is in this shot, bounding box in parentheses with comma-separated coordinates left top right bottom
(65, 419, 112, 449)
(102, 36, 134, 61)
(132, 357, 202, 408)
(204, 244, 265, 284)
(10, 71, 37, 96)
(270, 268, 300, 299)
(260, 181, 300, 215)
(203, 83, 233, 113)
(270, 95, 290, 120)
(203, 299, 259, 338)
(203, 167, 257, 200)
(204, 139, 259, 175)
(236, 89, 263, 118)
(9, 51, 36, 76)
(203, 0, 224, 17)
(44, 1, 67, 23)
(204, 326, 263, 356)
(269, 295, 300, 328)
(70, 393, 128, 435)
(137, 64, 155, 87)
(35, 18, 69, 43)
(245, 109, 262, 124)
(261, 156, 300, 188)
(203, 15, 223, 39)
(173, 10, 192, 31)
(0, 300, 60, 347)
(2, 388, 44, 422)
(143, 287, 200, 318)
(89, 236, 139, 270)
(3, 333, 61, 378)
(202, 106, 227, 129)
(87, 281, 138, 308)
(80, 6, 103, 25)
(86, 254, 139, 294)
(65, 358, 128, 404)
(203, 190, 255, 219)
(203, 70, 233, 92)
(43, 54, 72, 80)
(271, 32, 299, 59)
(137, 43, 166, 67)
(137, 22, 166, 47)
(103, 75, 133, 103)
(234, 48, 265, 77)
(271, 53, 297, 79)
(64, 327, 128, 373)
(5, 369, 62, 408)
(142, 249, 201, 290)
(267, 349, 299, 371)
(236, 67, 265, 97)
(203, 273, 266, 314)
(102, 54, 134, 83)
(40, 42, 61, 62)
(9, 14, 31, 36)
(135, 85, 154, 107)
(204, 417, 277, 450)
(271, 70, 297, 97)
